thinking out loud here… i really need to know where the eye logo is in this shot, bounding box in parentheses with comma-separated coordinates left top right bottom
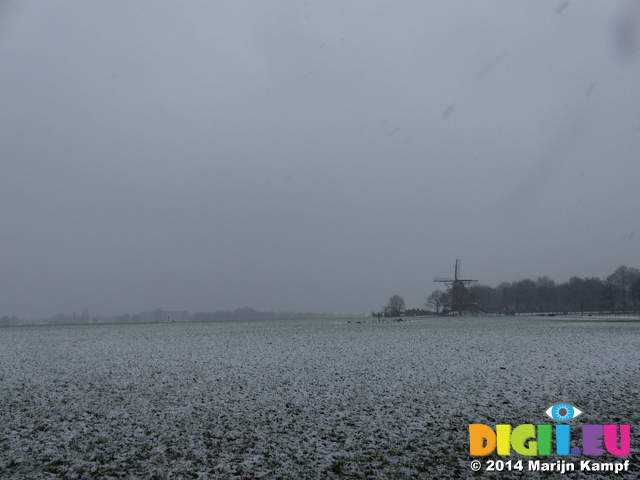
(545, 403, 583, 422)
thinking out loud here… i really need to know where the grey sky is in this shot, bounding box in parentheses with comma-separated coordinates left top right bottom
(1, 1, 639, 318)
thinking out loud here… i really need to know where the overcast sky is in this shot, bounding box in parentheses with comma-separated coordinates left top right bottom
(1, 1, 639, 318)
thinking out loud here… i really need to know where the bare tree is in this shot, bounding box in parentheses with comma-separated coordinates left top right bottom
(387, 295, 406, 316)
(536, 276, 557, 312)
(607, 265, 640, 312)
(511, 278, 537, 313)
(425, 290, 446, 313)
(468, 284, 499, 312)
(631, 276, 640, 311)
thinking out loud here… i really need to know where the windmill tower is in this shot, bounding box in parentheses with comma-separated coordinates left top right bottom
(434, 259, 478, 315)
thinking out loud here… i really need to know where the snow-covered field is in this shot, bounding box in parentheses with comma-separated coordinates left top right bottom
(0, 316, 638, 479)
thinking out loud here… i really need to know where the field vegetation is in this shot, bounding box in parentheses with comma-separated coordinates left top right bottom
(1, 316, 638, 479)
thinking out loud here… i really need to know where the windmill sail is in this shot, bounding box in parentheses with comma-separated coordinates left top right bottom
(434, 259, 478, 315)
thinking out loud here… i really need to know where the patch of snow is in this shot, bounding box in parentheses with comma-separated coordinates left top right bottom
(0, 317, 638, 478)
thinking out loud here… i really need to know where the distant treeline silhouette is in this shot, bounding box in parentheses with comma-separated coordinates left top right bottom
(0, 307, 339, 327)
(426, 264, 640, 315)
(189, 307, 338, 322)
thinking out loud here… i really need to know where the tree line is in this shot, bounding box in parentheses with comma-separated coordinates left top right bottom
(0, 307, 339, 327)
(189, 307, 338, 322)
(385, 265, 640, 316)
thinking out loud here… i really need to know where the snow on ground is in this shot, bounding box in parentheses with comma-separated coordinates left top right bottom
(0, 316, 638, 479)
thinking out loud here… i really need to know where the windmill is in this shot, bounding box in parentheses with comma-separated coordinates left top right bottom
(434, 259, 478, 315)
